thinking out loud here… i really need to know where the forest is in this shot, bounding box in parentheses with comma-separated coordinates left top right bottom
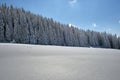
(0, 4, 120, 49)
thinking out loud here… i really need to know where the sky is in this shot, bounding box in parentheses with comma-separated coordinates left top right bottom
(0, 0, 120, 36)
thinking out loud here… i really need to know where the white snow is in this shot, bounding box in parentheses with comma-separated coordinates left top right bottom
(69, 24, 72, 27)
(0, 43, 120, 80)
(69, 23, 77, 28)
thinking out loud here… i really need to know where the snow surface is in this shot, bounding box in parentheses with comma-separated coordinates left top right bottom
(0, 43, 120, 80)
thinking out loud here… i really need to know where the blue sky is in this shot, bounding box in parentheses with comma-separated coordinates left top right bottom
(0, 0, 120, 36)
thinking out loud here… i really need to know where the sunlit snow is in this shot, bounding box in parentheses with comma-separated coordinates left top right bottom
(0, 43, 120, 80)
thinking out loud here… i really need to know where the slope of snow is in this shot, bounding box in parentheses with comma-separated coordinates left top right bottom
(0, 43, 120, 80)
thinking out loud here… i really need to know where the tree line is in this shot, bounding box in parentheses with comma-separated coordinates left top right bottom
(0, 4, 120, 49)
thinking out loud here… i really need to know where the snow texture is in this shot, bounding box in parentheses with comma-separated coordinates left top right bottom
(0, 43, 120, 80)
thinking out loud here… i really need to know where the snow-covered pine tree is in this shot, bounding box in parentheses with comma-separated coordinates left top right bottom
(0, 6, 5, 42)
(0, 4, 119, 49)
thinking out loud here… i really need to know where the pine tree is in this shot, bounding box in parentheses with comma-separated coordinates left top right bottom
(0, 6, 5, 42)
(0, 4, 120, 49)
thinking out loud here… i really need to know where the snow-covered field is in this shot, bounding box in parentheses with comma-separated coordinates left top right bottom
(0, 43, 120, 80)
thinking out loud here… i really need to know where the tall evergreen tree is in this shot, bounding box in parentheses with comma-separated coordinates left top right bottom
(0, 4, 119, 49)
